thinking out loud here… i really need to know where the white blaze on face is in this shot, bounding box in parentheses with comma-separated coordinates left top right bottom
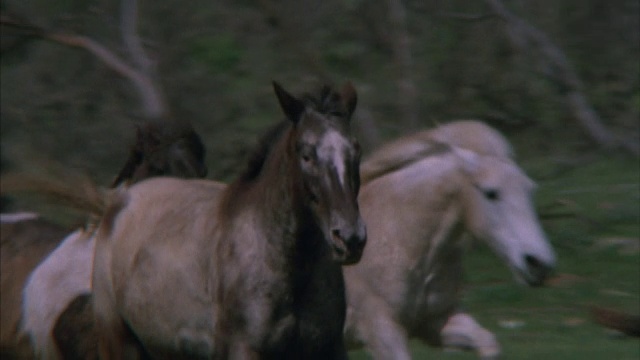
(318, 129, 350, 186)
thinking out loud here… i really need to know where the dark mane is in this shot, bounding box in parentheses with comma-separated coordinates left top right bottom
(360, 140, 451, 185)
(232, 120, 290, 185)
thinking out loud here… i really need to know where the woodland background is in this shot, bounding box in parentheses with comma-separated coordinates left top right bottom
(1, 0, 638, 191)
(1, 1, 638, 358)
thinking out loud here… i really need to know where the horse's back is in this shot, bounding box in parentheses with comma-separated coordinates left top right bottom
(104, 177, 225, 260)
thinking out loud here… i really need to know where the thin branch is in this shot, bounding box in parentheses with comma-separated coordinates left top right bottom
(120, 0, 152, 72)
(483, 0, 620, 150)
(42, 32, 164, 118)
(119, 0, 165, 118)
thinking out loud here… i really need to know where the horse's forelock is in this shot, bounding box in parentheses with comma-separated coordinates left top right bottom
(301, 85, 345, 117)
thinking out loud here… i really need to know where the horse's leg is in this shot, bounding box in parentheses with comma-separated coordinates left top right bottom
(92, 265, 141, 359)
(440, 312, 500, 359)
(350, 295, 412, 360)
(228, 340, 259, 360)
(93, 303, 131, 360)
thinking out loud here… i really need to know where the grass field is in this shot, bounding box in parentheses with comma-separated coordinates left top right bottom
(349, 153, 640, 359)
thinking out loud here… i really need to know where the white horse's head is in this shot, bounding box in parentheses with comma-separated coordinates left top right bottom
(454, 147, 556, 286)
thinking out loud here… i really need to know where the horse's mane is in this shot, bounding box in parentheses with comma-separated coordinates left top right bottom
(360, 120, 513, 184)
(428, 120, 513, 159)
(360, 137, 451, 184)
(234, 120, 291, 185)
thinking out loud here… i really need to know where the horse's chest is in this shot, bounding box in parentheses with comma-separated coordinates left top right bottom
(236, 263, 346, 358)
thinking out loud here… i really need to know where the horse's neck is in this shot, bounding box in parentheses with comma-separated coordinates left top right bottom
(413, 198, 465, 275)
(396, 159, 467, 272)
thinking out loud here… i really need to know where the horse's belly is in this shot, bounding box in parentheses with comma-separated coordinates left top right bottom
(117, 278, 215, 358)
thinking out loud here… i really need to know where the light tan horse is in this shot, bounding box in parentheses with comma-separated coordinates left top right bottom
(92, 82, 366, 359)
(344, 120, 556, 359)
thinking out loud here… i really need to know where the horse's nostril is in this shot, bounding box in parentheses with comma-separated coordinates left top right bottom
(524, 254, 544, 270)
(524, 254, 554, 278)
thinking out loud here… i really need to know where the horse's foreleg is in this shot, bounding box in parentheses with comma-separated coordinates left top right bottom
(228, 340, 260, 360)
(92, 274, 141, 359)
(440, 312, 500, 359)
(350, 298, 412, 360)
(94, 308, 132, 360)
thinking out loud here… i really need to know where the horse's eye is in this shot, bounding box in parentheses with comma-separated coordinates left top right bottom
(300, 147, 315, 164)
(483, 189, 500, 201)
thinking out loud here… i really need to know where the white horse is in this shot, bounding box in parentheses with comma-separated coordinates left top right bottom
(343, 120, 556, 359)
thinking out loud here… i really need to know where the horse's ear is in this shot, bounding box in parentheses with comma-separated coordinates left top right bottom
(452, 146, 480, 175)
(340, 81, 358, 119)
(273, 81, 305, 124)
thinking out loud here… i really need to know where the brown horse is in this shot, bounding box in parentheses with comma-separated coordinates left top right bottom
(0, 214, 70, 359)
(91, 81, 366, 359)
(4, 116, 207, 360)
(343, 121, 556, 359)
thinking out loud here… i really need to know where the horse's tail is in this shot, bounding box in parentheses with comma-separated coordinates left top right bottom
(1, 170, 107, 218)
(590, 306, 640, 337)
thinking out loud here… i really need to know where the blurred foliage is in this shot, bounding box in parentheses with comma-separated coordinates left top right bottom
(189, 35, 242, 74)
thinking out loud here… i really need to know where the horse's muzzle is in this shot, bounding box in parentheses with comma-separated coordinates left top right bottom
(521, 254, 555, 286)
(330, 224, 367, 265)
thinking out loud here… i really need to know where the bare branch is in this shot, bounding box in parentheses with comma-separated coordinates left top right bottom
(0, 11, 166, 119)
(42, 32, 164, 118)
(120, 0, 153, 72)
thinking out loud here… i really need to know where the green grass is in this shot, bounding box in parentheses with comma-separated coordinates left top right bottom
(349, 154, 640, 359)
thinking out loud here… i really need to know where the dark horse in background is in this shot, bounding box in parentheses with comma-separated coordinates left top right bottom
(90, 81, 365, 359)
(1, 117, 207, 359)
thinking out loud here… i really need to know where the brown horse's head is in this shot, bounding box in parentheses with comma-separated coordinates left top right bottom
(274, 82, 366, 265)
(111, 118, 207, 187)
